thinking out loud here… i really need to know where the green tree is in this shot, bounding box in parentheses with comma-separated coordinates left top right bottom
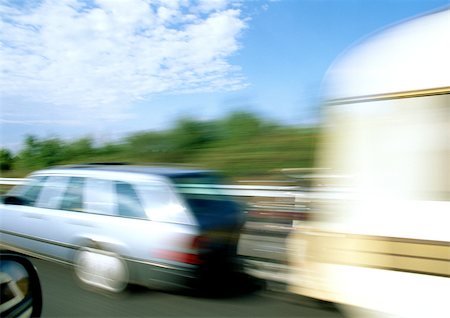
(38, 138, 66, 166)
(170, 118, 215, 152)
(16, 135, 40, 169)
(221, 111, 269, 140)
(0, 148, 14, 171)
(65, 137, 94, 159)
(8, 111, 319, 177)
(16, 135, 66, 170)
(125, 131, 171, 158)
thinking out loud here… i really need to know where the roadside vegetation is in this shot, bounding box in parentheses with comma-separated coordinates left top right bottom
(0, 112, 319, 179)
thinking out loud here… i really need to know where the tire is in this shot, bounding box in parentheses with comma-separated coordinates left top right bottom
(74, 246, 128, 293)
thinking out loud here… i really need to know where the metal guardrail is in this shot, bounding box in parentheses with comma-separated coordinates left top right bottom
(0, 178, 26, 185)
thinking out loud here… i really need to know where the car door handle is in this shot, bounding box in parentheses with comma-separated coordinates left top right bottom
(67, 220, 94, 227)
(24, 213, 45, 219)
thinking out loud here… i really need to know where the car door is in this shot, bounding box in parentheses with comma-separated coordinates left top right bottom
(0, 175, 49, 254)
(60, 177, 121, 261)
(30, 175, 72, 260)
(41, 176, 91, 262)
(69, 177, 150, 260)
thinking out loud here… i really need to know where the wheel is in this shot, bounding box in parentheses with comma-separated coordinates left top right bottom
(74, 247, 128, 293)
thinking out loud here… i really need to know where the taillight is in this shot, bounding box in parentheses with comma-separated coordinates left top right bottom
(191, 235, 208, 250)
(155, 235, 207, 265)
(155, 250, 202, 265)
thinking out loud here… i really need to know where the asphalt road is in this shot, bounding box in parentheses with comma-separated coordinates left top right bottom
(30, 258, 344, 318)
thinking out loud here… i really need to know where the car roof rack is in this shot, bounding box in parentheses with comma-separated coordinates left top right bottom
(84, 162, 130, 165)
(52, 162, 130, 169)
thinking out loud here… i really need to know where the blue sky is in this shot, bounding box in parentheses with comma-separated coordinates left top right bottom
(1, 0, 448, 151)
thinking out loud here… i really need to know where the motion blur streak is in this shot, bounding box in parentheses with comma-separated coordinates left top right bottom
(288, 8, 450, 318)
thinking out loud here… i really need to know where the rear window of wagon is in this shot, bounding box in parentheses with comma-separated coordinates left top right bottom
(170, 174, 242, 229)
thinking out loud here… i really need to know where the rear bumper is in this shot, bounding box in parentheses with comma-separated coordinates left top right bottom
(126, 258, 196, 290)
(127, 253, 243, 291)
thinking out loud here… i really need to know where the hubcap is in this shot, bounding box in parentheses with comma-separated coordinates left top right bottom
(75, 248, 127, 293)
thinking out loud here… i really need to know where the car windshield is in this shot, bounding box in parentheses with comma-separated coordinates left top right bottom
(171, 174, 242, 230)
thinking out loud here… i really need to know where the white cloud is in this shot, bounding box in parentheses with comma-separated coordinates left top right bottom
(0, 0, 247, 120)
(197, 0, 228, 13)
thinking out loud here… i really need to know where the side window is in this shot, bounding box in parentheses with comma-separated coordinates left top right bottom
(35, 176, 69, 209)
(137, 182, 190, 224)
(115, 181, 146, 218)
(6, 176, 47, 206)
(60, 177, 84, 212)
(84, 178, 115, 215)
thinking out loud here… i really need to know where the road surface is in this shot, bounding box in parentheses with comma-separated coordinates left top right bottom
(31, 258, 343, 317)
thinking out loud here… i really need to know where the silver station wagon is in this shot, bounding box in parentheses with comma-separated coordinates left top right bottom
(0, 164, 244, 292)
